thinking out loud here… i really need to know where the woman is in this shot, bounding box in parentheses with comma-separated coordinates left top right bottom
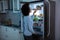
(21, 3, 37, 40)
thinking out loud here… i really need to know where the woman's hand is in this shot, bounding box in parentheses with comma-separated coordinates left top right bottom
(33, 9, 38, 15)
(33, 31, 39, 34)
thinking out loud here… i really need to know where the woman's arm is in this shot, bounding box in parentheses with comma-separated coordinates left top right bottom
(27, 18, 35, 34)
(33, 9, 37, 15)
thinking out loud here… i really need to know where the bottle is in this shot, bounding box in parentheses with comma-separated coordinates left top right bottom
(8, 18, 12, 26)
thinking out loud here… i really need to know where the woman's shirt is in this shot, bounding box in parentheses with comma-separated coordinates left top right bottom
(23, 16, 35, 36)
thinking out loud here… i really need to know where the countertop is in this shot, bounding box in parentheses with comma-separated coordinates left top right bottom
(0, 24, 23, 33)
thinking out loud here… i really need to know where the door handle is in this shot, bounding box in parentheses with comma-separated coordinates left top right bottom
(47, 0, 50, 37)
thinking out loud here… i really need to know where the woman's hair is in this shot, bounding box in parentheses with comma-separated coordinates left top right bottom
(21, 3, 30, 16)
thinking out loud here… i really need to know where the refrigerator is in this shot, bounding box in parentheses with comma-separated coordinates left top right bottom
(20, 0, 55, 40)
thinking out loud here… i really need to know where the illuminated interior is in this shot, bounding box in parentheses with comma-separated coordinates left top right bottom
(29, 2, 44, 21)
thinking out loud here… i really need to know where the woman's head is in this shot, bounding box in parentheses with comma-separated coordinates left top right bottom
(21, 3, 30, 16)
